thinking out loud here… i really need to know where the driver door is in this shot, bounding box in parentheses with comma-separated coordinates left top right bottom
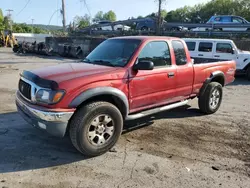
(128, 41, 177, 112)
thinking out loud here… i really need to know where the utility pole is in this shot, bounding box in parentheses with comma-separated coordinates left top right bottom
(157, 0, 162, 35)
(61, 0, 66, 31)
(6, 9, 13, 17)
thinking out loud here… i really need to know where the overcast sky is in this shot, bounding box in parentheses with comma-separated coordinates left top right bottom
(1, 0, 209, 25)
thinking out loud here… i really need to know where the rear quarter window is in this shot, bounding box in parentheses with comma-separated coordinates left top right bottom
(172, 40, 187, 66)
(198, 42, 213, 52)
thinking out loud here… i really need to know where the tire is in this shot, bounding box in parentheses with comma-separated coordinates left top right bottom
(76, 48, 83, 59)
(13, 45, 18, 53)
(246, 67, 250, 81)
(141, 26, 148, 31)
(170, 27, 177, 32)
(198, 82, 223, 114)
(69, 101, 123, 157)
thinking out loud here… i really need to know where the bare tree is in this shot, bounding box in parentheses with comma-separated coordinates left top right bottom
(61, 0, 66, 32)
(155, 0, 166, 35)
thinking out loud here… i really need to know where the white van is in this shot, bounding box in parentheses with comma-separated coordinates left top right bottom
(183, 38, 250, 79)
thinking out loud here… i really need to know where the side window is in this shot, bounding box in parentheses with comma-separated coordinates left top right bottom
(198, 42, 213, 52)
(186, 42, 196, 51)
(214, 17, 221, 22)
(221, 17, 231, 22)
(216, 43, 233, 54)
(172, 40, 187, 66)
(232, 17, 243, 23)
(138, 41, 171, 67)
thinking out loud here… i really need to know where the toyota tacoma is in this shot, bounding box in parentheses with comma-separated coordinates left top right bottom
(16, 36, 236, 157)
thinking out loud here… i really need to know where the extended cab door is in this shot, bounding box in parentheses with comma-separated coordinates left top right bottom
(197, 41, 214, 61)
(129, 41, 177, 111)
(187, 41, 214, 64)
(171, 40, 194, 98)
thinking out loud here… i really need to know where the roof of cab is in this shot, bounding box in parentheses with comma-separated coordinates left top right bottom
(110, 36, 179, 41)
(183, 38, 234, 42)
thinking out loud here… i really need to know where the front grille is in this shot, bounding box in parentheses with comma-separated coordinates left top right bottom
(19, 79, 31, 100)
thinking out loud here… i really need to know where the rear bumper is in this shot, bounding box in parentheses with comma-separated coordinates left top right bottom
(16, 92, 75, 137)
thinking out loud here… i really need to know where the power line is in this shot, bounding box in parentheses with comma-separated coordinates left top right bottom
(48, 9, 61, 26)
(80, 0, 91, 18)
(16, 0, 31, 16)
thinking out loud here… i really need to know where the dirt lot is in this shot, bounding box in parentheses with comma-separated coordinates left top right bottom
(0, 48, 250, 188)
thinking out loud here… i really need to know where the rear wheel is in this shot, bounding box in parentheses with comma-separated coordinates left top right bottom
(246, 67, 250, 81)
(198, 82, 223, 114)
(141, 26, 148, 31)
(69, 101, 123, 157)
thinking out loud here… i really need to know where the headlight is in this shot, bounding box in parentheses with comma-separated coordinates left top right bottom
(35, 89, 65, 104)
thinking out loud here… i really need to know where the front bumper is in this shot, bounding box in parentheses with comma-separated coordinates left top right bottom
(16, 91, 75, 137)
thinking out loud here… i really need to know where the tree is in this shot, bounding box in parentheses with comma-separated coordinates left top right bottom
(3, 16, 12, 30)
(93, 10, 117, 22)
(164, 0, 250, 23)
(0, 8, 4, 31)
(0, 8, 3, 23)
(12, 24, 24, 33)
(103, 10, 117, 21)
(74, 14, 91, 29)
(33, 27, 46, 34)
(160, 10, 167, 19)
(93, 11, 104, 22)
(137, 16, 144, 19)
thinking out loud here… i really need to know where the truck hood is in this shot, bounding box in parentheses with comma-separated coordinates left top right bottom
(238, 50, 250, 56)
(31, 63, 119, 83)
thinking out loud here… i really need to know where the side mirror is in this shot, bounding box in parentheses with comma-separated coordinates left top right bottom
(231, 49, 235, 54)
(133, 60, 154, 71)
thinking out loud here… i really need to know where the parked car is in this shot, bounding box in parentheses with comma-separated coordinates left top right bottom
(16, 36, 236, 157)
(95, 20, 131, 31)
(191, 15, 250, 31)
(136, 17, 188, 31)
(184, 38, 250, 80)
(134, 17, 155, 30)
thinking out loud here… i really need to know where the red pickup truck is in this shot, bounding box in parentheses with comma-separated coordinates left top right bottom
(16, 36, 236, 156)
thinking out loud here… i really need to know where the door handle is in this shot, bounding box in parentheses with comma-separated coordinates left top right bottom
(198, 54, 204, 57)
(167, 72, 175, 78)
(214, 55, 220, 57)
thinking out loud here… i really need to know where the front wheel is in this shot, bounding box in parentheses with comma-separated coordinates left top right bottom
(198, 82, 223, 114)
(69, 101, 123, 157)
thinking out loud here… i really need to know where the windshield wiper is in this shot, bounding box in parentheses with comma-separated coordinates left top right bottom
(82, 58, 93, 64)
(93, 60, 115, 67)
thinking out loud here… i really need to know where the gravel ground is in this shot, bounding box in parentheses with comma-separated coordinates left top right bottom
(0, 48, 250, 188)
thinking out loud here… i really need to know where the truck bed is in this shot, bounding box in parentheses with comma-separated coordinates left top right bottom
(192, 60, 236, 95)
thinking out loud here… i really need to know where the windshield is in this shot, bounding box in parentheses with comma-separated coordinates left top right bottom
(83, 39, 141, 67)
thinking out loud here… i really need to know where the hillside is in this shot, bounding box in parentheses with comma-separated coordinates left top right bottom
(28, 24, 63, 31)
